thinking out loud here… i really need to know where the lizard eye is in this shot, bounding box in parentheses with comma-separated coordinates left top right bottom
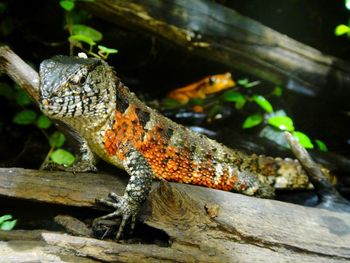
(71, 74, 87, 85)
(79, 76, 86, 85)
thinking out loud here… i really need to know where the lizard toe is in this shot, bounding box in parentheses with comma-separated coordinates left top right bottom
(108, 192, 124, 202)
(95, 194, 140, 240)
(95, 198, 120, 209)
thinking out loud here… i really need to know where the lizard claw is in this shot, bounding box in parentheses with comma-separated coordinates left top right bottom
(95, 193, 139, 240)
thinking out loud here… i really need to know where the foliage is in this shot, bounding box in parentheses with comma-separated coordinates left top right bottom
(0, 80, 75, 167)
(60, 0, 118, 59)
(50, 149, 75, 165)
(292, 131, 314, 149)
(315, 139, 328, 152)
(252, 95, 273, 113)
(163, 76, 327, 151)
(0, 0, 120, 168)
(221, 79, 321, 149)
(242, 113, 263, 129)
(13, 110, 37, 125)
(267, 116, 294, 131)
(36, 115, 52, 129)
(0, 0, 120, 170)
(221, 90, 246, 109)
(0, 214, 16, 230)
(334, 0, 350, 37)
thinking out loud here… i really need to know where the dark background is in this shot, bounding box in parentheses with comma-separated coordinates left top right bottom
(1, 0, 349, 164)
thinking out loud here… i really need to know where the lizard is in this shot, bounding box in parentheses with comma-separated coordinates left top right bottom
(38, 55, 323, 240)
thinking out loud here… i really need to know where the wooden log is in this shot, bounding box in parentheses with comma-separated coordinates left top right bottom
(0, 167, 349, 262)
(0, 167, 126, 207)
(83, 0, 350, 103)
(0, 230, 101, 263)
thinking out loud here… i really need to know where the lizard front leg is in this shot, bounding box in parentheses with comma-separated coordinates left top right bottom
(95, 148, 153, 240)
(71, 139, 98, 172)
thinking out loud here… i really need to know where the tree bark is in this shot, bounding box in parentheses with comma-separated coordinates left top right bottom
(83, 0, 350, 105)
(0, 167, 349, 262)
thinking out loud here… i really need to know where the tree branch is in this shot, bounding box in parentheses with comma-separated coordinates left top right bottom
(285, 132, 350, 212)
(0, 45, 40, 102)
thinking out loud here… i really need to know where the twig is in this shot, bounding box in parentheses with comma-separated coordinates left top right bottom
(285, 132, 350, 212)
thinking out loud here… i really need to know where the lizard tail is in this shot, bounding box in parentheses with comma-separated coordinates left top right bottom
(256, 155, 335, 190)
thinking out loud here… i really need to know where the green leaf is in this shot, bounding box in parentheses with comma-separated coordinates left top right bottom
(221, 90, 243, 102)
(0, 219, 17, 230)
(49, 132, 66, 148)
(242, 114, 263, 129)
(16, 90, 32, 106)
(315, 139, 328, 152)
(252, 95, 273, 113)
(13, 110, 37, 125)
(0, 214, 16, 231)
(69, 34, 96, 46)
(98, 45, 118, 54)
(346, 0, 350, 10)
(161, 98, 181, 109)
(0, 214, 12, 224)
(237, 78, 259, 88)
(273, 86, 283, 97)
(0, 83, 15, 99)
(245, 81, 260, 88)
(268, 116, 294, 131)
(292, 131, 314, 149)
(237, 78, 249, 86)
(36, 115, 52, 129)
(50, 149, 76, 166)
(335, 24, 350, 36)
(72, 24, 102, 41)
(60, 0, 75, 11)
(190, 98, 204, 105)
(221, 90, 246, 109)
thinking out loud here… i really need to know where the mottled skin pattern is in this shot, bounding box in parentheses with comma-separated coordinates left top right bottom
(39, 55, 314, 239)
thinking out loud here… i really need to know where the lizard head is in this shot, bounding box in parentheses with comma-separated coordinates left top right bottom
(39, 55, 116, 120)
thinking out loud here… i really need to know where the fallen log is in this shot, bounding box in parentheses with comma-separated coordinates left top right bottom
(83, 0, 350, 105)
(0, 167, 349, 262)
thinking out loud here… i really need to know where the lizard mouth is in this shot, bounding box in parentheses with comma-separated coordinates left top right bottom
(40, 94, 87, 118)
